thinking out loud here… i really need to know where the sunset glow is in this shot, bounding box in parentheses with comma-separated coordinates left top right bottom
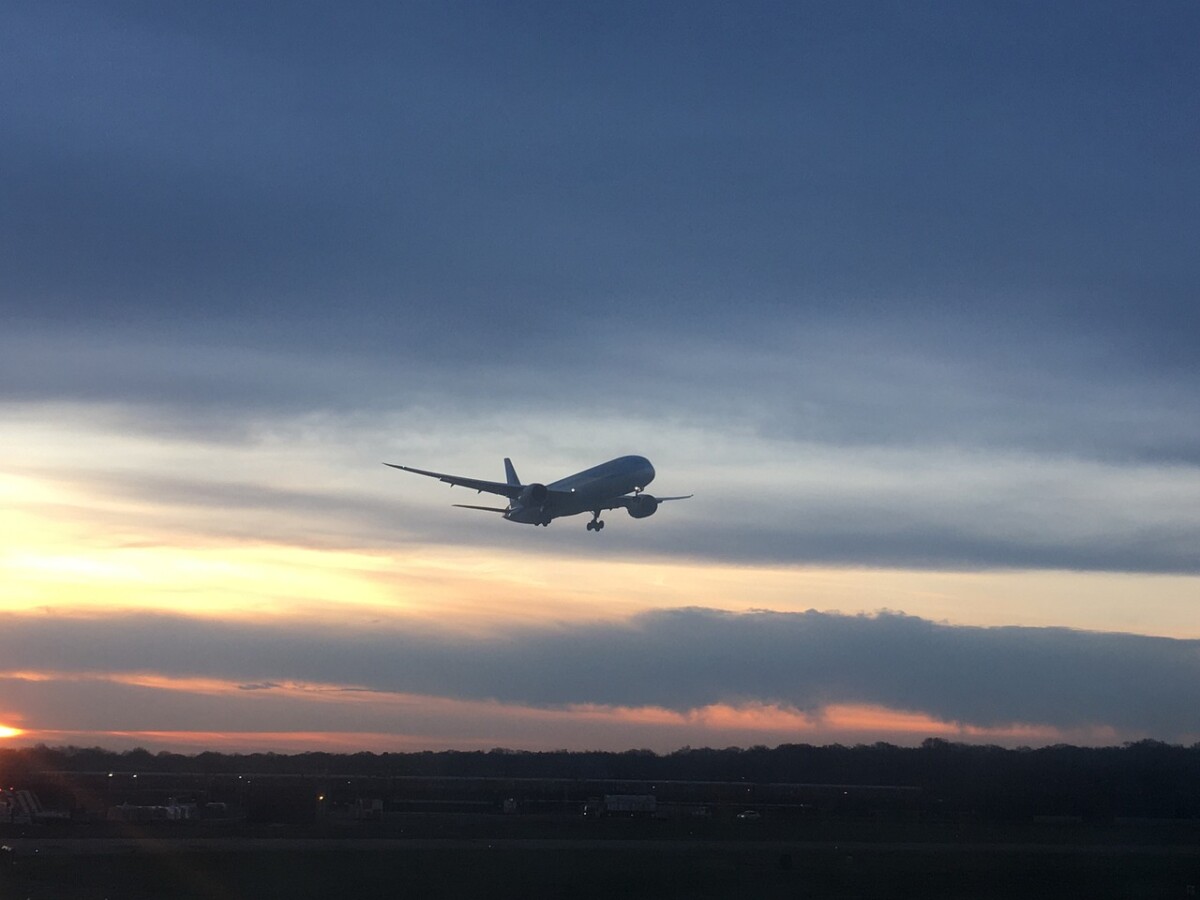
(1, 658, 1160, 753)
(7, 464, 1199, 637)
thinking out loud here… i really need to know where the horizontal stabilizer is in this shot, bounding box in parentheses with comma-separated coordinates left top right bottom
(452, 504, 510, 513)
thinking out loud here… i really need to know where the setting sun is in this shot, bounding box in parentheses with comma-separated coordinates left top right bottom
(0, 724, 23, 739)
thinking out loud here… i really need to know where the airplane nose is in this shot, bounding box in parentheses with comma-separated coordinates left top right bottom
(643, 462, 656, 485)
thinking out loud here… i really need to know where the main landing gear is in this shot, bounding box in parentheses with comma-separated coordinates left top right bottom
(586, 512, 605, 532)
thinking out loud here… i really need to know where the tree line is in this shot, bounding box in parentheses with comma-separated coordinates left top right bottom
(4, 739, 1200, 820)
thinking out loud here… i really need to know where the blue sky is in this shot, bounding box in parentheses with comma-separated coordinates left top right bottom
(2, 1, 1199, 751)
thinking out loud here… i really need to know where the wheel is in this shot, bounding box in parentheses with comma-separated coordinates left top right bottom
(586, 521, 594, 531)
(596, 520, 604, 531)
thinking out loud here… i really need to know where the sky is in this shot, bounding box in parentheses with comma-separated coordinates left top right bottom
(2, 0, 1199, 754)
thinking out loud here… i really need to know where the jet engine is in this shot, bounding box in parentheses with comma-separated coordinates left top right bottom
(626, 494, 659, 518)
(518, 483, 549, 508)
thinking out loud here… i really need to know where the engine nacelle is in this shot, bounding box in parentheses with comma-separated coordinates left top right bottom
(519, 483, 549, 508)
(626, 494, 659, 518)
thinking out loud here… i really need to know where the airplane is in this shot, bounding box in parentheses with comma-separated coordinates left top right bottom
(384, 454, 691, 532)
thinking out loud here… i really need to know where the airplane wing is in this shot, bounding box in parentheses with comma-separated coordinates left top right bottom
(383, 463, 523, 499)
(601, 493, 694, 511)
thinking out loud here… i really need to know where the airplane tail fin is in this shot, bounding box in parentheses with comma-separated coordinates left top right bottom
(504, 457, 520, 487)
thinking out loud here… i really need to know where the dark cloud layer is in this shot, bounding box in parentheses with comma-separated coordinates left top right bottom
(7, 321, 1200, 467)
(3, 2, 1198, 356)
(3, 609, 1198, 740)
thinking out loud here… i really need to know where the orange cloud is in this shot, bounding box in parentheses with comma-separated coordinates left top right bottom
(3, 665, 1112, 752)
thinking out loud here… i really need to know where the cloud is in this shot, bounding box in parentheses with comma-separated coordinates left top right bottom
(236, 681, 281, 691)
(7, 310, 1200, 472)
(3, 608, 1197, 742)
(3, 3, 1197, 363)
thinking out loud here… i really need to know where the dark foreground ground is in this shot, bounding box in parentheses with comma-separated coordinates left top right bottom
(4, 823, 1200, 900)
